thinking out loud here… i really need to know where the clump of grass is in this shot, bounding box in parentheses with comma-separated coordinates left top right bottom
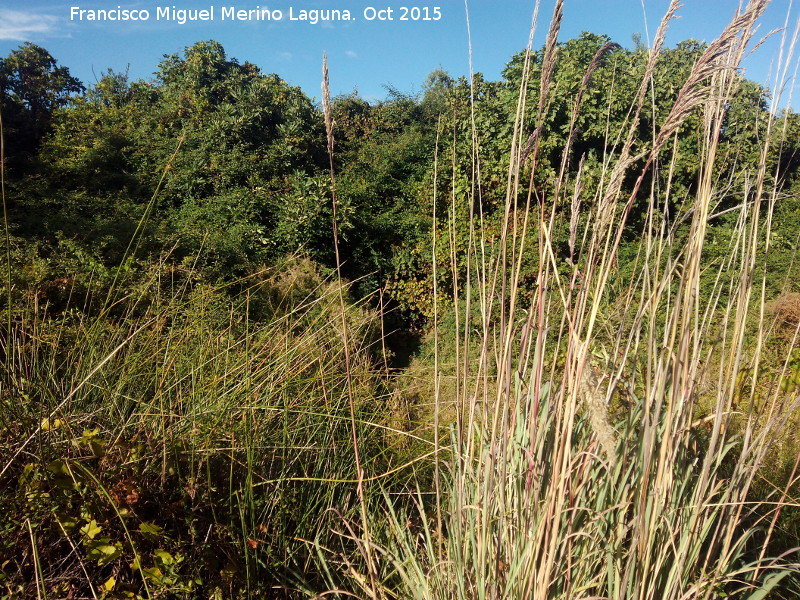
(767, 292, 800, 332)
(0, 255, 390, 598)
(315, 1, 800, 598)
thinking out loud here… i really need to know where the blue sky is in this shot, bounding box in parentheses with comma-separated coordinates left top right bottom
(1, 1, 798, 109)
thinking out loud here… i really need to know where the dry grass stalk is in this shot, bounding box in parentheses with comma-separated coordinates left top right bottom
(321, 53, 380, 599)
(494, 0, 564, 408)
(310, 1, 800, 597)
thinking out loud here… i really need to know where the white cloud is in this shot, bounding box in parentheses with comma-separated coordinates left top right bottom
(278, 51, 293, 60)
(345, 50, 358, 58)
(0, 9, 59, 40)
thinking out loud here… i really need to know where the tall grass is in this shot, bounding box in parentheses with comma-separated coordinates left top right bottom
(316, 1, 800, 598)
(0, 256, 391, 597)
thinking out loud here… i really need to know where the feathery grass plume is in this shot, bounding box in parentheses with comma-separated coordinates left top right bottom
(593, 0, 680, 233)
(634, 0, 770, 201)
(577, 343, 617, 469)
(554, 2, 681, 453)
(496, 0, 562, 406)
(496, 0, 542, 400)
(321, 54, 335, 162)
(516, 44, 619, 391)
(536, 0, 564, 124)
(509, 1, 541, 168)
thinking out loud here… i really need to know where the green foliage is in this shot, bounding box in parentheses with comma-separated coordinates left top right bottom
(9, 41, 330, 279)
(331, 89, 439, 295)
(0, 43, 84, 170)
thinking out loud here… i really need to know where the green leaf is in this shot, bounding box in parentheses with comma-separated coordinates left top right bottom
(85, 538, 122, 565)
(89, 438, 106, 457)
(154, 548, 174, 566)
(142, 566, 174, 585)
(746, 571, 791, 600)
(18, 463, 37, 488)
(46, 460, 70, 477)
(139, 522, 163, 541)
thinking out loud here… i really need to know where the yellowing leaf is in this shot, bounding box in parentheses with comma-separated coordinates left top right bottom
(41, 417, 64, 431)
(80, 519, 102, 540)
(82, 428, 99, 440)
(142, 566, 165, 584)
(101, 576, 116, 592)
(77, 428, 103, 450)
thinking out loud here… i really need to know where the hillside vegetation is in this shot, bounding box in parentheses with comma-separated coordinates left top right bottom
(1, 1, 800, 598)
